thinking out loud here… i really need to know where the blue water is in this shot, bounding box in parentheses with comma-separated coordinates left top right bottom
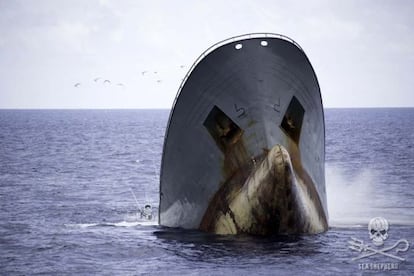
(0, 109, 413, 275)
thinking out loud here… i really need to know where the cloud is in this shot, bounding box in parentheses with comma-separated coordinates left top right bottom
(99, 0, 111, 8)
(0, 0, 413, 108)
(110, 28, 124, 43)
(55, 21, 94, 52)
(304, 14, 363, 41)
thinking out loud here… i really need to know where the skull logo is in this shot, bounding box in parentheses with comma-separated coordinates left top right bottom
(368, 217, 389, 246)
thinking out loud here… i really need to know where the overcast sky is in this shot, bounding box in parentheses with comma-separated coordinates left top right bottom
(0, 0, 413, 109)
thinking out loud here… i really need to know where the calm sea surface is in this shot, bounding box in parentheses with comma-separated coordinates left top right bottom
(0, 109, 413, 275)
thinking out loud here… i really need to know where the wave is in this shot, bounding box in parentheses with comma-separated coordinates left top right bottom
(65, 220, 158, 229)
(326, 165, 414, 227)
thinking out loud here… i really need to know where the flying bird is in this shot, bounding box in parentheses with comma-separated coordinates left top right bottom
(180, 65, 185, 69)
(116, 83, 125, 87)
(74, 83, 81, 87)
(103, 79, 111, 84)
(156, 80, 162, 83)
(94, 77, 101, 82)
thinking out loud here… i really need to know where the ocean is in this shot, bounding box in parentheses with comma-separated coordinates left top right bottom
(0, 108, 413, 275)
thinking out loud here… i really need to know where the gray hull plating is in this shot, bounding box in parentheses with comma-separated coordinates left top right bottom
(159, 33, 328, 234)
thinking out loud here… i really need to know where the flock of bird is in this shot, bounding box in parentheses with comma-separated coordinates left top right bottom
(140, 70, 162, 83)
(140, 65, 186, 84)
(73, 65, 186, 88)
(74, 77, 125, 88)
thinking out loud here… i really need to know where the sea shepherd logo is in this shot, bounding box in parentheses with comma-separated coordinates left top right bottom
(348, 217, 410, 271)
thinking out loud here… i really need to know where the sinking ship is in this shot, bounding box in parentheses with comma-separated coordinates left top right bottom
(159, 33, 328, 235)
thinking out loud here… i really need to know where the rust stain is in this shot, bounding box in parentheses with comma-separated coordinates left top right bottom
(199, 135, 254, 232)
(199, 141, 312, 235)
(247, 119, 257, 127)
(221, 137, 250, 179)
(200, 106, 327, 234)
(199, 129, 328, 234)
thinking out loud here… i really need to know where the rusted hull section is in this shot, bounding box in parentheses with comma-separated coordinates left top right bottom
(159, 33, 328, 235)
(199, 145, 327, 234)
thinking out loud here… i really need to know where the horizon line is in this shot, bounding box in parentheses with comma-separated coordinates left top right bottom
(0, 106, 413, 111)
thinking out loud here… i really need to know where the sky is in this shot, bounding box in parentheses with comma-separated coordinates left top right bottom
(0, 0, 413, 109)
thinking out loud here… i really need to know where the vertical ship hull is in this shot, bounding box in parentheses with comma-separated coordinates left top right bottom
(159, 33, 328, 235)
